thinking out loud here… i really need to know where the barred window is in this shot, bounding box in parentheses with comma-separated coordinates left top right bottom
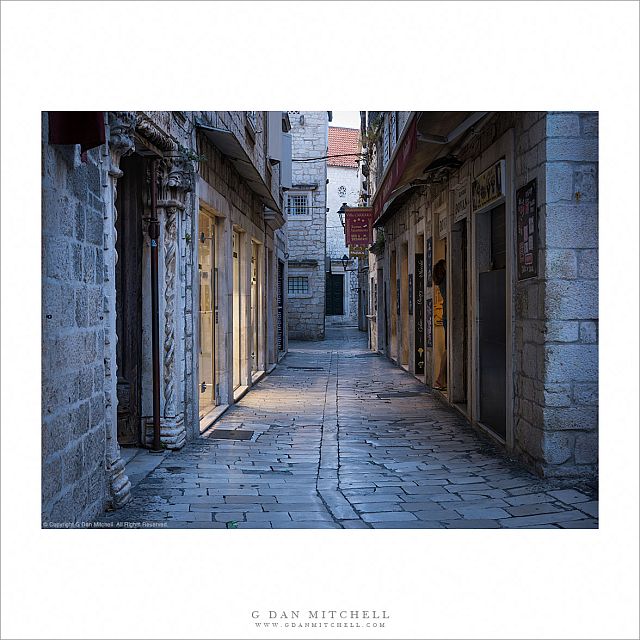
(286, 192, 311, 216)
(288, 276, 309, 294)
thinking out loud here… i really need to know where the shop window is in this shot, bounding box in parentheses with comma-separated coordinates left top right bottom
(286, 191, 311, 217)
(288, 276, 309, 295)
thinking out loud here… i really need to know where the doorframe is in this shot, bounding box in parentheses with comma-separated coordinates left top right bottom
(196, 201, 227, 431)
(470, 131, 516, 451)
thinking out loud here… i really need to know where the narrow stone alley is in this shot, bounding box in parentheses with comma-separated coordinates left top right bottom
(98, 328, 598, 529)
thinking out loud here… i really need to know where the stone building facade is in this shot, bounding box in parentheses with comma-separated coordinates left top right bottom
(364, 111, 598, 479)
(42, 111, 290, 524)
(285, 111, 330, 340)
(326, 127, 360, 325)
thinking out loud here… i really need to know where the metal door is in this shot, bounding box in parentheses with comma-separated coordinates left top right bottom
(277, 260, 284, 352)
(478, 268, 506, 438)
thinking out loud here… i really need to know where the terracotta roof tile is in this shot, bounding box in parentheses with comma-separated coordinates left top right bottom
(328, 127, 360, 167)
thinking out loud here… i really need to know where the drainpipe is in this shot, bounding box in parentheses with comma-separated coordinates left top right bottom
(149, 159, 162, 452)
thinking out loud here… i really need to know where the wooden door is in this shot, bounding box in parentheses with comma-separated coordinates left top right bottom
(325, 273, 344, 316)
(115, 154, 145, 446)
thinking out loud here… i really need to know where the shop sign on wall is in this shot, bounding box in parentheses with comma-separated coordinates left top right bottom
(415, 254, 425, 374)
(516, 178, 538, 280)
(453, 177, 470, 223)
(472, 159, 505, 212)
(426, 237, 433, 287)
(396, 278, 400, 315)
(426, 298, 433, 348)
(438, 210, 449, 239)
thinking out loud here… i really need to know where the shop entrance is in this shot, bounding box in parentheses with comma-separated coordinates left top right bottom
(232, 230, 242, 390)
(450, 220, 468, 409)
(250, 241, 261, 375)
(400, 243, 409, 367)
(277, 260, 285, 353)
(115, 153, 145, 447)
(477, 203, 507, 438)
(198, 208, 219, 418)
(389, 251, 398, 360)
(432, 233, 447, 392)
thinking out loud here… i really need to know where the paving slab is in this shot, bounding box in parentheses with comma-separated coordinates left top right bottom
(95, 328, 597, 530)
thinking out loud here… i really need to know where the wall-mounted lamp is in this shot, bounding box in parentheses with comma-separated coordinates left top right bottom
(337, 202, 348, 229)
(341, 254, 350, 270)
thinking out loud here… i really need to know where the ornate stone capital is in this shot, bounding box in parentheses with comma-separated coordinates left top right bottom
(108, 111, 136, 160)
(167, 156, 194, 194)
(156, 156, 194, 209)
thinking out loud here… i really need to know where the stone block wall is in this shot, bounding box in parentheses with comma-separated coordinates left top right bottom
(286, 111, 328, 339)
(327, 164, 360, 323)
(42, 115, 109, 523)
(538, 112, 598, 477)
(370, 111, 598, 480)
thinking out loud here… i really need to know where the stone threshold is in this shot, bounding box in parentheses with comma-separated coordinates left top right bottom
(233, 385, 250, 403)
(120, 447, 169, 490)
(199, 403, 230, 434)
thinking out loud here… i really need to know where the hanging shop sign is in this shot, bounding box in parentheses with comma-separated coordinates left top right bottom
(472, 159, 505, 212)
(516, 178, 538, 280)
(415, 254, 425, 374)
(349, 245, 368, 259)
(438, 210, 449, 240)
(453, 177, 470, 223)
(345, 207, 374, 247)
(396, 278, 401, 315)
(426, 237, 433, 287)
(426, 298, 433, 348)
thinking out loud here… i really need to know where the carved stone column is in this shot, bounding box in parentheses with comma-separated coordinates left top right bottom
(144, 156, 194, 449)
(103, 111, 136, 507)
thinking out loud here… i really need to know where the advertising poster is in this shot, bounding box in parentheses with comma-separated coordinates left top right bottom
(516, 178, 538, 280)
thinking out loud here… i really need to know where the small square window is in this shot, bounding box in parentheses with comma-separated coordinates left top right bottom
(288, 276, 309, 295)
(286, 192, 311, 216)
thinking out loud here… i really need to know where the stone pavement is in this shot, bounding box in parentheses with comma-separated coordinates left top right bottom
(97, 327, 598, 529)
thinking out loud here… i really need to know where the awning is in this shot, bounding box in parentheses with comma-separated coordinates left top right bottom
(196, 121, 282, 218)
(48, 112, 105, 152)
(372, 111, 489, 226)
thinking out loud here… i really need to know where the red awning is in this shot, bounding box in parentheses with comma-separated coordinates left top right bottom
(48, 112, 106, 152)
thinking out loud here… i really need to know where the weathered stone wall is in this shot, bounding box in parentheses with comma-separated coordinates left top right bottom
(42, 115, 109, 523)
(369, 111, 598, 480)
(286, 111, 328, 340)
(538, 112, 598, 477)
(327, 164, 360, 323)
